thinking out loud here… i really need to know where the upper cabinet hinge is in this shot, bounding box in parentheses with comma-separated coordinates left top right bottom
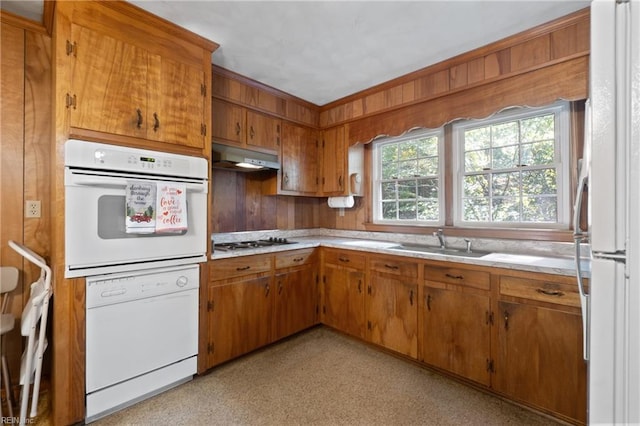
(201, 83, 207, 97)
(65, 93, 77, 109)
(66, 40, 77, 57)
(201, 123, 207, 136)
(208, 300, 214, 312)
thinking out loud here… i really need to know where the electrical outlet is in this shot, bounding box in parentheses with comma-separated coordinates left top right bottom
(25, 200, 41, 218)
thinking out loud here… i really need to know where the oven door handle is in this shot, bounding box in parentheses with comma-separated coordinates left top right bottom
(67, 172, 207, 193)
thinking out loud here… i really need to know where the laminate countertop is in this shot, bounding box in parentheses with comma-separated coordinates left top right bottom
(211, 235, 590, 278)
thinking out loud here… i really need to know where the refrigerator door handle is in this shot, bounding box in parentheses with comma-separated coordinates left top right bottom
(574, 235, 590, 360)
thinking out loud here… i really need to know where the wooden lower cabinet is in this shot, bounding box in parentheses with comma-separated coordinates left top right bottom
(208, 274, 272, 367)
(420, 264, 492, 386)
(273, 249, 319, 341)
(322, 249, 366, 339)
(367, 256, 418, 358)
(494, 273, 587, 424)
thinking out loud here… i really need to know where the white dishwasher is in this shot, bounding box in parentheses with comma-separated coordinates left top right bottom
(85, 264, 199, 422)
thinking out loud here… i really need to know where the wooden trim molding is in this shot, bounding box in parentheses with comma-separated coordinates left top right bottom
(0, 10, 48, 34)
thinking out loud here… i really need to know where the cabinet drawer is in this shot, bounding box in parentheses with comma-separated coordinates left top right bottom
(425, 266, 490, 291)
(323, 250, 366, 269)
(499, 275, 581, 308)
(276, 249, 316, 269)
(369, 256, 417, 278)
(210, 255, 272, 280)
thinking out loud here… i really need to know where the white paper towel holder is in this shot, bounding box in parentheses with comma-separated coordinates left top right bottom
(327, 195, 354, 208)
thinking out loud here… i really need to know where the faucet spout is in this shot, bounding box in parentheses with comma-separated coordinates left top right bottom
(433, 228, 445, 249)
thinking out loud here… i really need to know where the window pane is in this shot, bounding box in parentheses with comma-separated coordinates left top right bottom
(418, 200, 439, 221)
(491, 172, 520, 197)
(382, 201, 397, 220)
(521, 114, 554, 143)
(521, 140, 555, 166)
(523, 196, 557, 222)
(465, 149, 490, 172)
(417, 178, 438, 199)
(381, 144, 398, 164)
(399, 141, 418, 160)
(492, 121, 518, 147)
(398, 160, 418, 179)
(492, 197, 520, 222)
(382, 162, 399, 180)
(463, 198, 490, 222)
(492, 145, 519, 169)
(464, 175, 489, 197)
(381, 182, 396, 200)
(398, 201, 417, 220)
(417, 136, 439, 157)
(398, 180, 417, 199)
(522, 169, 557, 195)
(465, 127, 490, 151)
(417, 157, 438, 176)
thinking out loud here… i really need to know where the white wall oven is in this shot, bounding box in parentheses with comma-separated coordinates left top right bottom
(64, 139, 208, 278)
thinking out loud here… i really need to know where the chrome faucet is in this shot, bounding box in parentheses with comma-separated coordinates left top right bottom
(433, 228, 445, 249)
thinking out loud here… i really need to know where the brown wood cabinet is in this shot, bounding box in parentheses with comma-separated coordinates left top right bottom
(420, 264, 492, 386)
(367, 255, 418, 358)
(322, 249, 366, 339)
(320, 125, 347, 195)
(494, 273, 587, 424)
(208, 254, 273, 367)
(55, 1, 216, 151)
(212, 98, 281, 152)
(273, 249, 319, 341)
(280, 121, 318, 194)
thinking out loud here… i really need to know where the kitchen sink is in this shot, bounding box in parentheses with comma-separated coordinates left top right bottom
(389, 243, 490, 258)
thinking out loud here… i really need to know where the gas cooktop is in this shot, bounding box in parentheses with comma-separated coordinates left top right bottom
(213, 238, 297, 252)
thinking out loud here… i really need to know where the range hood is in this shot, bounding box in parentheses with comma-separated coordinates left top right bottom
(212, 144, 280, 172)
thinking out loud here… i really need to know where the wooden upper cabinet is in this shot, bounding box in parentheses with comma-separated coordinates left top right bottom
(57, 2, 216, 150)
(212, 99, 281, 152)
(280, 121, 318, 194)
(320, 125, 347, 195)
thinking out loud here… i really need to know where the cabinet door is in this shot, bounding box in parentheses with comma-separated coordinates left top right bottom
(152, 57, 206, 148)
(495, 300, 587, 423)
(70, 24, 148, 139)
(273, 265, 317, 340)
(207, 276, 272, 367)
(321, 126, 346, 195)
(212, 98, 245, 146)
(368, 274, 418, 358)
(281, 122, 318, 193)
(420, 284, 491, 386)
(246, 110, 281, 152)
(323, 264, 365, 339)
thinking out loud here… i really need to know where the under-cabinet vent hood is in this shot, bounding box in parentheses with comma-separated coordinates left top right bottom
(212, 144, 280, 172)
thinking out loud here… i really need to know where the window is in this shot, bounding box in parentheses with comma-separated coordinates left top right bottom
(453, 102, 570, 228)
(372, 130, 443, 225)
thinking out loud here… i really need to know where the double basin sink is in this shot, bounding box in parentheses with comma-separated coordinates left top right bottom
(388, 243, 490, 258)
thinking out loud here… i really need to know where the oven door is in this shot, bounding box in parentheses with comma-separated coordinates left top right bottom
(65, 168, 208, 277)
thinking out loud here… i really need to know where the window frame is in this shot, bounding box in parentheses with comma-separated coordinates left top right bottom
(371, 128, 445, 226)
(452, 101, 571, 229)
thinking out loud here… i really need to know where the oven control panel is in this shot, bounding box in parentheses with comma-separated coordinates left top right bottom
(86, 264, 199, 309)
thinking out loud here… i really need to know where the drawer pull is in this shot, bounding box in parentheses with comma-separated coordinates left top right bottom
(445, 273, 464, 280)
(426, 294, 432, 311)
(338, 256, 350, 263)
(278, 282, 283, 295)
(357, 280, 362, 293)
(293, 257, 304, 262)
(385, 264, 399, 270)
(409, 289, 414, 306)
(265, 283, 270, 297)
(536, 288, 565, 297)
(236, 266, 251, 271)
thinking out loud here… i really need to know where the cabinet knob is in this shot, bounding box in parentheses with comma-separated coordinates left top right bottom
(235, 122, 241, 135)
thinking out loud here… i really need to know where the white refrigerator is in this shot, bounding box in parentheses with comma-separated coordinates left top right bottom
(574, 0, 640, 423)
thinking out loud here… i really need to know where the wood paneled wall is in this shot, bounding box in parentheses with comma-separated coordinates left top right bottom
(212, 169, 323, 232)
(319, 8, 589, 133)
(0, 13, 52, 387)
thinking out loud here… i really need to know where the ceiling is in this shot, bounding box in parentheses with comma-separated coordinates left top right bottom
(2, 1, 590, 106)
